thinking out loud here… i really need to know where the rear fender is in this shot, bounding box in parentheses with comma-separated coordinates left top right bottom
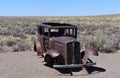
(81, 48, 98, 64)
(35, 40, 43, 56)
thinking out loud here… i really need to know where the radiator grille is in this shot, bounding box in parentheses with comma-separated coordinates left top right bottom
(67, 42, 80, 64)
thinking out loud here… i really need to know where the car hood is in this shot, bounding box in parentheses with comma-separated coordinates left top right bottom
(50, 36, 79, 44)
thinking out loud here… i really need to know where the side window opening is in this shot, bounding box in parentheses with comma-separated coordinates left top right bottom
(38, 26, 43, 35)
(44, 27, 49, 36)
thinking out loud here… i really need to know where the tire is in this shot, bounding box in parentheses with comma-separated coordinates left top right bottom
(56, 56, 65, 65)
(45, 55, 54, 67)
(34, 40, 37, 52)
(87, 58, 93, 63)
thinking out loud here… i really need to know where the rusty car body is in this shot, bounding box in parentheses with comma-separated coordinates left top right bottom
(34, 22, 98, 68)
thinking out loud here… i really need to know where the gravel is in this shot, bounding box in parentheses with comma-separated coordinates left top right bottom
(0, 51, 120, 78)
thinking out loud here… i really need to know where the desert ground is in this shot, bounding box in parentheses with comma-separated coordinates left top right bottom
(0, 51, 120, 78)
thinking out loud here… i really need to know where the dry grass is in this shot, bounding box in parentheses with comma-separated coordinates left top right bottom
(0, 15, 120, 53)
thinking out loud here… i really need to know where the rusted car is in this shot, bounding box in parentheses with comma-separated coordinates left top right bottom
(34, 22, 98, 68)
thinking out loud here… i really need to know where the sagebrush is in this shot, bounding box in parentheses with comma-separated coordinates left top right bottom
(0, 15, 120, 53)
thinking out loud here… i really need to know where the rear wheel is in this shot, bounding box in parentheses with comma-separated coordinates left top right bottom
(34, 40, 37, 52)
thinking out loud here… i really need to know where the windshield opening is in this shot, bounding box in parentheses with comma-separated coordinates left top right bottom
(50, 28, 76, 37)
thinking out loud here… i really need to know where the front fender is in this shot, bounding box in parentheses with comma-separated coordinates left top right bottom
(46, 49, 60, 58)
(85, 48, 98, 56)
(81, 48, 98, 64)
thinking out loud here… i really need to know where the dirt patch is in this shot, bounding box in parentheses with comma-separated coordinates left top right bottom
(0, 51, 120, 78)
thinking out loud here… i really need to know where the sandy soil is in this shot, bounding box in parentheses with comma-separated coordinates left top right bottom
(0, 51, 120, 78)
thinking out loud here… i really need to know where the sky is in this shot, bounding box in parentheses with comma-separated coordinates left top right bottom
(0, 0, 120, 16)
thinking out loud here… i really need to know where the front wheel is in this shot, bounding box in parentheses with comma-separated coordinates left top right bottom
(45, 55, 54, 67)
(56, 56, 65, 65)
(87, 58, 93, 63)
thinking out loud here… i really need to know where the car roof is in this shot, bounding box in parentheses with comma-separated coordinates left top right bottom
(38, 22, 77, 28)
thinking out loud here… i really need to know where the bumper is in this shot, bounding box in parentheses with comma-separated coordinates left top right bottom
(53, 62, 96, 68)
